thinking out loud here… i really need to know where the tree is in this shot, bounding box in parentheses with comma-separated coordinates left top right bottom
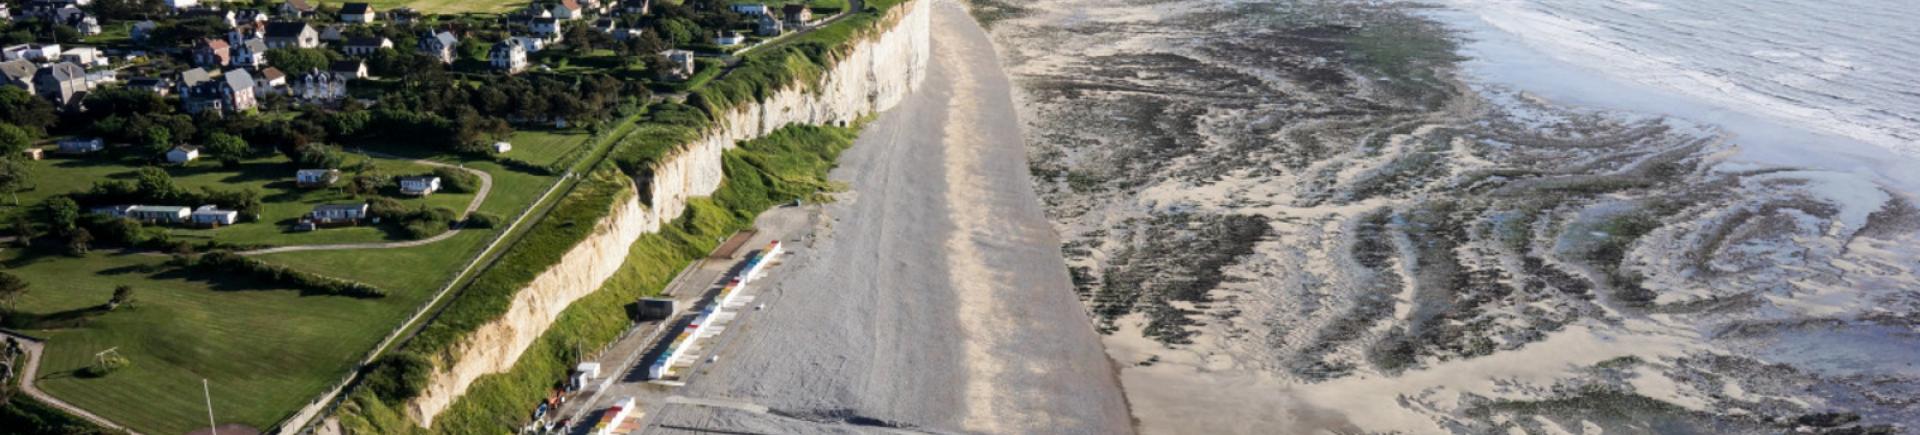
(66, 227, 93, 256)
(0, 88, 57, 134)
(110, 285, 134, 309)
(266, 48, 335, 73)
(0, 123, 32, 155)
(10, 213, 33, 247)
(40, 197, 80, 236)
(0, 159, 29, 206)
(204, 132, 249, 166)
(0, 272, 27, 309)
(134, 167, 182, 201)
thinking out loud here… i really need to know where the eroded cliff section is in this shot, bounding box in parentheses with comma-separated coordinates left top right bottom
(403, 0, 930, 425)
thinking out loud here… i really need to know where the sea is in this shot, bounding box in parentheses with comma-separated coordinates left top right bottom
(1429, 0, 1920, 191)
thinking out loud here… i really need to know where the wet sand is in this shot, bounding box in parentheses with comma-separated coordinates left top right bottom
(640, 1, 1132, 433)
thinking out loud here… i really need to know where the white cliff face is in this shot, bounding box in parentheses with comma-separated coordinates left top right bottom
(403, 0, 930, 427)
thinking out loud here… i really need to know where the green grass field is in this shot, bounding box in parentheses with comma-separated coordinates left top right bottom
(502, 129, 594, 168)
(2, 249, 434, 434)
(353, 0, 526, 14)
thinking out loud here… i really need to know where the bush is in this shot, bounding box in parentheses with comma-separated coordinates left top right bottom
(190, 251, 388, 298)
(432, 167, 480, 193)
(464, 211, 503, 229)
(362, 352, 432, 403)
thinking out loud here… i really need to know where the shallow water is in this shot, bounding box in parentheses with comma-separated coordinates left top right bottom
(1432, 0, 1920, 191)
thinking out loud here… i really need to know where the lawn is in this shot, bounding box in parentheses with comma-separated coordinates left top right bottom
(7, 153, 474, 247)
(355, 0, 526, 14)
(503, 129, 595, 168)
(0, 249, 434, 434)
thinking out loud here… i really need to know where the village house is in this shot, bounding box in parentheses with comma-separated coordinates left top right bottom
(714, 31, 745, 46)
(490, 40, 528, 74)
(15, 43, 61, 62)
(342, 37, 393, 57)
(177, 67, 211, 95)
(0, 4, 10, 21)
(58, 137, 103, 154)
(493, 142, 513, 153)
(264, 22, 320, 49)
(340, 3, 377, 23)
(128, 205, 191, 223)
(782, 4, 812, 28)
(619, 0, 649, 15)
(32, 62, 89, 107)
(190, 205, 238, 226)
(232, 38, 269, 67)
(318, 25, 348, 43)
(552, 0, 585, 20)
(60, 47, 103, 67)
(398, 176, 441, 196)
(69, 14, 101, 36)
(330, 60, 368, 79)
(309, 203, 368, 224)
(183, 69, 257, 114)
(296, 169, 340, 187)
(1, 60, 34, 93)
(279, 0, 314, 17)
(91, 205, 134, 218)
(419, 31, 459, 64)
(513, 35, 549, 53)
(184, 8, 238, 27)
(3, 45, 34, 62)
(293, 68, 346, 102)
(257, 67, 287, 94)
(166, 145, 200, 164)
(531, 17, 563, 38)
(235, 9, 271, 26)
(22, 147, 44, 160)
(193, 38, 231, 67)
(658, 49, 695, 80)
(755, 13, 783, 36)
(166, 0, 200, 9)
(131, 20, 158, 42)
(730, 3, 769, 16)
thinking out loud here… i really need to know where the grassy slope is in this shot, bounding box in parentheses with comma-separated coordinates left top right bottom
(2, 249, 433, 434)
(354, 0, 525, 14)
(503, 129, 595, 169)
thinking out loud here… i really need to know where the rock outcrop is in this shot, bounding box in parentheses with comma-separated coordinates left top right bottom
(403, 0, 930, 426)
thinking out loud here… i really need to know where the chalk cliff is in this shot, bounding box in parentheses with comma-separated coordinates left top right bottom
(403, 0, 930, 426)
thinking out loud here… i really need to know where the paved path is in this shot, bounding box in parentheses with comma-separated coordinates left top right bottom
(239, 151, 494, 256)
(2, 331, 142, 434)
(638, 2, 1133, 433)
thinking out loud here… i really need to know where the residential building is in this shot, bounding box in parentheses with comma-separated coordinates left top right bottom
(279, 0, 314, 17)
(493, 142, 512, 153)
(342, 37, 392, 57)
(184, 69, 257, 114)
(191, 205, 238, 226)
(165, 0, 200, 9)
(0, 4, 10, 21)
(531, 17, 562, 37)
(419, 31, 459, 64)
(232, 38, 268, 67)
(398, 176, 441, 196)
(257, 67, 287, 95)
(340, 3, 376, 23)
(1, 60, 34, 93)
(295, 169, 340, 187)
(318, 25, 347, 43)
(658, 49, 694, 80)
(177, 67, 211, 95)
(513, 35, 549, 53)
(330, 60, 367, 79)
(128, 205, 191, 223)
(60, 47, 103, 67)
(183, 8, 237, 27)
(264, 22, 319, 49)
(69, 13, 100, 35)
(235, 9, 271, 26)
(22, 148, 44, 160)
(91, 205, 134, 218)
(166, 145, 199, 163)
(714, 31, 744, 46)
(730, 3, 768, 16)
(490, 40, 527, 74)
(293, 68, 346, 101)
(620, 0, 649, 15)
(131, 20, 158, 42)
(755, 13, 783, 36)
(58, 137, 104, 154)
(553, 0, 584, 20)
(782, 4, 811, 25)
(2, 45, 33, 61)
(309, 203, 367, 224)
(193, 38, 231, 67)
(32, 62, 89, 107)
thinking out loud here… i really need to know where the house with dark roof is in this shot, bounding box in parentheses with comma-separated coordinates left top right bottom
(257, 67, 287, 94)
(0, 59, 35, 93)
(125, 77, 172, 95)
(419, 31, 459, 64)
(340, 3, 377, 23)
(264, 22, 319, 49)
(308, 203, 368, 224)
(330, 60, 367, 79)
(232, 38, 269, 67)
(279, 0, 315, 17)
(177, 67, 212, 95)
(193, 38, 231, 67)
(342, 37, 392, 57)
(782, 4, 812, 28)
(183, 69, 257, 114)
(32, 62, 88, 107)
(293, 68, 346, 102)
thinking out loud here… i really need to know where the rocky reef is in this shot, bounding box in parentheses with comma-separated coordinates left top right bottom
(985, 0, 1920, 433)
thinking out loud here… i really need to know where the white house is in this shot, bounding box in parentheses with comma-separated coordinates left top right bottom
(398, 176, 441, 196)
(493, 142, 513, 153)
(419, 31, 459, 64)
(165, 0, 200, 9)
(264, 22, 320, 49)
(730, 3, 769, 15)
(190, 205, 238, 226)
(166, 145, 200, 163)
(58, 137, 104, 154)
(490, 40, 527, 74)
(531, 18, 562, 37)
(342, 37, 393, 57)
(128, 205, 191, 223)
(553, 0, 585, 20)
(658, 49, 695, 80)
(714, 31, 745, 46)
(309, 203, 367, 224)
(330, 60, 368, 79)
(60, 47, 104, 67)
(296, 169, 340, 187)
(340, 3, 377, 23)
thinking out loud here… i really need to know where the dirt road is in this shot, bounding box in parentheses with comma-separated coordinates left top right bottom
(636, 1, 1132, 433)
